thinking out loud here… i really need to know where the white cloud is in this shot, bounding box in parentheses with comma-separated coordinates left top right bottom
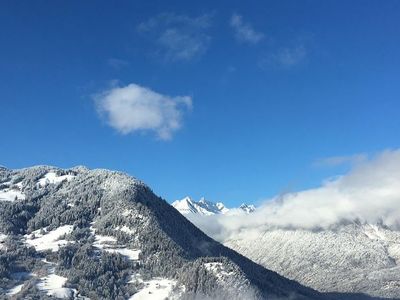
(187, 149, 400, 241)
(137, 13, 212, 61)
(95, 83, 192, 140)
(230, 14, 264, 44)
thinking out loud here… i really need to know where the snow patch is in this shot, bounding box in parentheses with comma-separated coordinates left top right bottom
(92, 233, 117, 249)
(0, 188, 25, 201)
(104, 248, 141, 260)
(115, 225, 135, 235)
(0, 233, 7, 250)
(129, 278, 177, 300)
(364, 224, 387, 241)
(388, 244, 400, 264)
(7, 283, 24, 296)
(25, 225, 73, 252)
(91, 227, 140, 260)
(37, 172, 75, 187)
(204, 262, 235, 281)
(37, 268, 74, 299)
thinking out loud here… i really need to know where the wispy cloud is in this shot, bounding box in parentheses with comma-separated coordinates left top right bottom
(107, 58, 129, 69)
(314, 153, 367, 168)
(187, 149, 400, 240)
(94, 83, 192, 140)
(230, 14, 264, 44)
(137, 13, 213, 62)
(275, 45, 307, 67)
(261, 44, 307, 69)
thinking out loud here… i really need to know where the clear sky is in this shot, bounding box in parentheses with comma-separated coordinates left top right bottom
(1, 1, 400, 206)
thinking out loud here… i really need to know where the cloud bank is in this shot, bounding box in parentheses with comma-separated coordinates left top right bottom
(137, 13, 213, 61)
(230, 14, 264, 44)
(188, 149, 400, 241)
(95, 83, 192, 140)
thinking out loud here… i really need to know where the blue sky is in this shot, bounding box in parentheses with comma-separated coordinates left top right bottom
(1, 1, 400, 206)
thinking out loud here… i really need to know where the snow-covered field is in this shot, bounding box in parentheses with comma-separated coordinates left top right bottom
(25, 225, 73, 251)
(7, 283, 24, 296)
(129, 278, 177, 300)
(37, 267, 75, 299)
(92, 227, 141, 260)
(0, 187, 25, 201)
(37, 172, 75, 187)
(104, 247, 141, 260)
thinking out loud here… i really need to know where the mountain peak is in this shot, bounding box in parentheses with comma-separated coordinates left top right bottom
(0, 165, 325, 300)
(172, 197, 255, 215)
(239, 203, 256, 213)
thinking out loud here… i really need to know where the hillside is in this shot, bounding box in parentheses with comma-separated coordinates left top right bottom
(0, 166, 326, 300)
(224, 223, 400, 299)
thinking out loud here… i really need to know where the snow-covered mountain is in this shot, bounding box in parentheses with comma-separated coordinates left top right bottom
(177, 203, 400, 299)
(172, 197, 255, 215)
(0, 166, 328, 300)
(238, 203, 256, 214)
(225, 222, 400, 300)
(173, 198, 400, 299)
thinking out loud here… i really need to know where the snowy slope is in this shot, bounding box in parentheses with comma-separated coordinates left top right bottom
(0, 179, 25, 201)
(224, 223, 400, 299)
(172, 196, 254, 216)
(0, 165, 327, 300)
(25, 225, 74, 252)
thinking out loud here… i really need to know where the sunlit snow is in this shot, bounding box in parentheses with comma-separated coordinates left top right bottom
(37, 172, 75, 187)
(129, 278, 177, 300)
(25, 225, 73, 251)
(91, 227, 141, 260)
(7, 283, 24, 296)
(0, 233, 7, 250)
(115, 225, 135, 235)
(37, 268, 74, 299)
(0, 188, 25, 201)
(204, 262, 235, 280)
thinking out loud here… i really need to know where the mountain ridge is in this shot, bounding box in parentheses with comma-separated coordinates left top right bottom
(173, 202, 400, 299)
(172, 196, 255, 216)
(0, 165, 327, 300)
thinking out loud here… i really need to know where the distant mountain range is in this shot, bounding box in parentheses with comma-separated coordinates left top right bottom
(0, 166, 327, 300)
(224, 222, 400, 300)
(172, 196, 255, 215)
(173, 198, 400, 300)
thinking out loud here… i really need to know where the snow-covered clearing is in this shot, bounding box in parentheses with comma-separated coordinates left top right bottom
(25, 225, 73, 251)
(104, 248, 140, 260)
(0, 188, 25, 201)
(129, 278, 177, 300)
(37, 267, 75, 299)
(37, 172, 75, 187)
(204, 262, 235, 280)
(115, 225, 135, 235)
(7, 283, 24, 296)
(91, 227, 141, 260)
